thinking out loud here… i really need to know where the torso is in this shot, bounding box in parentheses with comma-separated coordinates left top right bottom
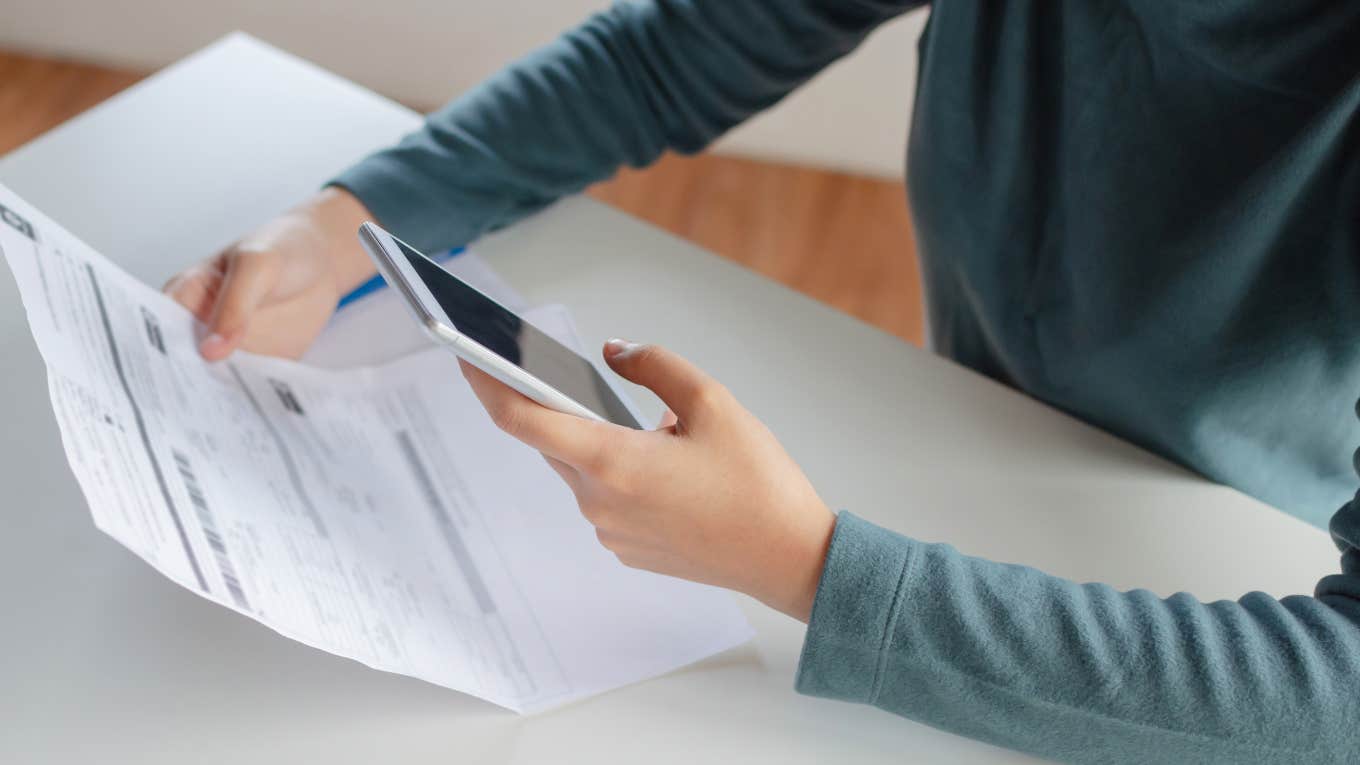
(907, 1, 1360, 527)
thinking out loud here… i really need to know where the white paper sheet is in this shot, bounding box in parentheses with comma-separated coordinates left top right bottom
(0, 184, 752, 713)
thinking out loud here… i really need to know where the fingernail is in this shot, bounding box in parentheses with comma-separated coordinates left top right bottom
(604, 338, 639, 358)
(200, 332, 230, 356)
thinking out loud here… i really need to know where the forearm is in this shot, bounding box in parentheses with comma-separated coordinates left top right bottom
(798, 511, 1360, 764)
(330, 0, 919, 253)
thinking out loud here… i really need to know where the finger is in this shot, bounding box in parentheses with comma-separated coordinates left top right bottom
(541, 453, 582, 491)
(607, 542, 703, 582)
(593, 526, 634, 551)
(603, 340, 727, 425)
(202, 249, 278, 360)
(163, 269, 220, 324)
(459, 359, 616, 466)
(656, 409, 678, 429)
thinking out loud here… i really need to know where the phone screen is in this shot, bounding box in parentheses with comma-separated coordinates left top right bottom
(396, 238, 641, 428)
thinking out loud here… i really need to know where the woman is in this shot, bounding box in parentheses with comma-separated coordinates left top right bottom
(164, 2, 1360, 762)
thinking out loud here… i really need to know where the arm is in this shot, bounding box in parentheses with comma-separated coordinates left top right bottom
(164, 0, 918, 360)
(460, 338, 1360, 764)
(798, 467, 1360, 762)
(330, 0, 923, 253)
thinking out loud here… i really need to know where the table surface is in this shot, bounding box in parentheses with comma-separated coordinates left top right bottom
(0, 33, 1338, 765)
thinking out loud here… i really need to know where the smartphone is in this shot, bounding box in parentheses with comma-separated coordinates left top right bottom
(357, 222, 642, 429)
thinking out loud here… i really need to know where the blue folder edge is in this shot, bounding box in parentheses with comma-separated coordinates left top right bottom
(335, 246, 465, 310)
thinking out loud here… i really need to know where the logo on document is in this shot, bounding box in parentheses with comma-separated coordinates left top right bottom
(0, 202, 35, 241)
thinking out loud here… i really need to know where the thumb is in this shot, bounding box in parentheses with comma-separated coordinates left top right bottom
(201, 250, 276, 360)
(603, 339, 726, 425)
(657, 409, 678, 429)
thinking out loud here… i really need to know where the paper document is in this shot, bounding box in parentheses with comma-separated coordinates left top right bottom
(0, 184, 752, 713)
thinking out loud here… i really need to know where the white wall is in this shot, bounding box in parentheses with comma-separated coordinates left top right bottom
(1, 1, 927, 178)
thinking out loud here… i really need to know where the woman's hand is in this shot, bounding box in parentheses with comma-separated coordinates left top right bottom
(162, 186, 378, 360)
(460, 339, 836, 622)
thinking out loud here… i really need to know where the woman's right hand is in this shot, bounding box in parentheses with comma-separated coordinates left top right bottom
(163, 186, 378, 361)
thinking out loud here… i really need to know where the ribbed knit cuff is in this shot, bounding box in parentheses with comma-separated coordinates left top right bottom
(795, 511, 922, 704)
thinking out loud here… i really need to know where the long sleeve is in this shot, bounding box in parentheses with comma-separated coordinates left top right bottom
(329, 0, 921, 253)
(797, 408, 1360, 763)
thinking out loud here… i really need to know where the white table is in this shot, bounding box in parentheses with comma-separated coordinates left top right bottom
(0, 33, 1337, 764)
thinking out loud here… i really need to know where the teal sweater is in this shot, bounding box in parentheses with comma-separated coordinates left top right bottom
(332, 2, 1360, 762)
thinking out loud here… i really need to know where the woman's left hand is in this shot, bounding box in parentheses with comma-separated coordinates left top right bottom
(459, 339, 836, 622)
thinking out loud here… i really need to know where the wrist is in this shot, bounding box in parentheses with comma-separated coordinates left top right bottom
(310, 185, 379, 293)
(760, 507, 836, 622)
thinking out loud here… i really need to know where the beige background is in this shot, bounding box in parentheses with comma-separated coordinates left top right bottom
(0, 0, 929, 178)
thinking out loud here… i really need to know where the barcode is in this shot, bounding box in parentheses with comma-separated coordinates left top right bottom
(268, 378, 304, 415)
(172, 450, 249, 611)
(141, 307, 166, 354)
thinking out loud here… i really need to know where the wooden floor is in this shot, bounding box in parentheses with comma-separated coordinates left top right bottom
(0, 50, 924, 345)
